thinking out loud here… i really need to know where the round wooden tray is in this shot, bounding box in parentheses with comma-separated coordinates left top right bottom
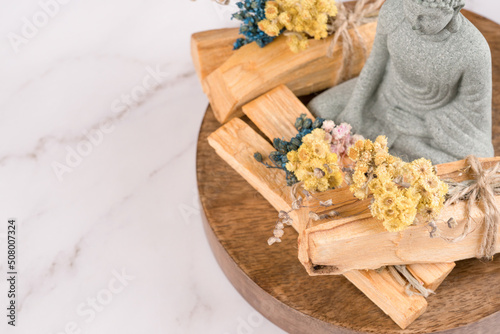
(196, 10, 500, 334)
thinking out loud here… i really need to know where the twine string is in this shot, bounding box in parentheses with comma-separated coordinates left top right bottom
(442, 155, 500, 259)
(327, 0, 385, 83)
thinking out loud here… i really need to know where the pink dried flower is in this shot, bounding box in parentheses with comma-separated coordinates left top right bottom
(322, 120, 336, 133)
(333, 123, 352, 140)
(330, 142, 344, 155)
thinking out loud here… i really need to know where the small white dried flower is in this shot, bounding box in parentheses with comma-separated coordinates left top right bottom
(322, 120, 336, 133)
(309, 212, 321, 221)
(327, 210, 340, 218)
(428, 221, 439, 238)
(268, 237, 279, 245)
(278, 210, 289, 219)
(276, 222, 284, 229)
(273, 229, 284, 238)
(292, 200, 302, 210)
(283, 218, 293, 226)
(320, 199, 333, 207)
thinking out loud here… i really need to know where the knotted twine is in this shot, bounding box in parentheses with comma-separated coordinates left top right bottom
(441, 155, 500, 260)
(327, 0, 385, 84)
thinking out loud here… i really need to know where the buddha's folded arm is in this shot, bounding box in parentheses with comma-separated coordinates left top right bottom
(423, 58, 494, 160)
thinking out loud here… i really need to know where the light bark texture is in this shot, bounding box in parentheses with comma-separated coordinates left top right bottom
(301, 157, 500, 275)
(201, 22, 377, 123)
(191, 28, 240, 92)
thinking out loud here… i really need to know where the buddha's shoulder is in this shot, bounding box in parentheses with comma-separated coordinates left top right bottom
(454, 15, 491, 61)
(377, 0, 405, 35)
(458, 16, 490, 48)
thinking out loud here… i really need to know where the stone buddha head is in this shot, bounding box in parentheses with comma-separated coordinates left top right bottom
(404, 0, 465, 35)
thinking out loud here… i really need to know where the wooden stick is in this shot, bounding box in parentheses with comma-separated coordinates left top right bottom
(191, 28, 240, 93)
(207, 118, 294, 217)
(203, 22, 377, 123)
(302, 157, 500, 274)
(343, 269, 427, 329)
(242, 85, 314, 141)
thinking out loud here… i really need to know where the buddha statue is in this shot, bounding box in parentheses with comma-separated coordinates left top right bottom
(308, 0, 494, 164)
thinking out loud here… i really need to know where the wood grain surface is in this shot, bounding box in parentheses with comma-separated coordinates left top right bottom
(196, 10, 500, 334)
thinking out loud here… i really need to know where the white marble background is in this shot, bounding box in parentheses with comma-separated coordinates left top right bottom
(0, 1, 498, 334)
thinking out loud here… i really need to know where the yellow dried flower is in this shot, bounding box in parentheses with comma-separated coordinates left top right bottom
(265, 1, 279, 20)
(259, 0, 338, 52)
(379, 192, 397, 209)
(285, 161, 297, 172)
(329, 171, 343, 188)
(287, 150, 299, 162)
(258, 20, 281, 37)
(298, 145, 311, 162)
(278, 12, 292, 27)
(411, 158, 434, 179)
(326, 152, 338, 164)
(375, 135, 388, 147)
(348, 137, 448, 232)
(285, 129, 342, 192)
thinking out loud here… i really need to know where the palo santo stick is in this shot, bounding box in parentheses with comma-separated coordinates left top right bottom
(406, 262, 456, 291)
(302, 157, 500, 275)
(307, 196, 500, 273)
(243, 85, 314, 141)
(207, 118, 300, 230)
(204, 22, 377, 124)
(191, 28, 240, 92)
(343, 269, 427, 329)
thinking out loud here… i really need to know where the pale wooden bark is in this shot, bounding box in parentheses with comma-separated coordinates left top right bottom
(207, 118, 295, 224)
(343, 269, 428, 329)
(242, 85, 314, 141)
(202, 22, 378, 123)
(191, 28, 240, 91)
(302, 157, 500, 274)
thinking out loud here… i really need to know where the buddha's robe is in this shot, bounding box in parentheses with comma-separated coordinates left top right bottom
(308, 0, 494, 164)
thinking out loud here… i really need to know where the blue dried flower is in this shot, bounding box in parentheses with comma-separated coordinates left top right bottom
(254, 114, 320, 186)
(290, 137, 301, 147)
(313, 118, 325, 129)
(232, 0, 276, 50)
(303, 118, 313, 129)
